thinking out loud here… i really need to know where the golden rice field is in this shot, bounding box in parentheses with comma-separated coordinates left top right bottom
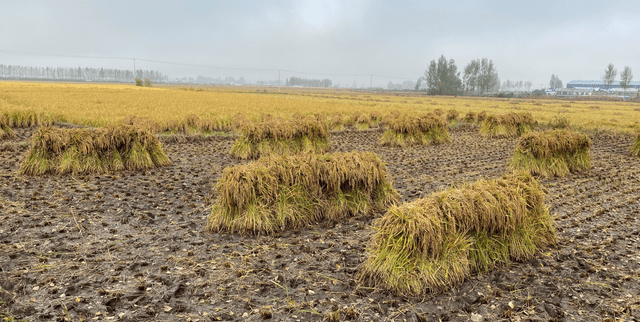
(1, 81, 640, 133)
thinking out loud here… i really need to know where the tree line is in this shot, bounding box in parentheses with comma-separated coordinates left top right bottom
(602, 64, 634, 90)
(286, 77, 332, 87)
(419, 55, 500, 95)
(0, 64, 167, 83)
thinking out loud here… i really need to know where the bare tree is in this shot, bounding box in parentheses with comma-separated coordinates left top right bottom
(549, 74, 562, 89)
(602, 63, 617, 89)
(620, 66, 633, 90)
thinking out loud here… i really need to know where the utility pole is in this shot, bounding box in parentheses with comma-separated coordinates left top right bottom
(278, 70, 281, 93)
(370, 75, 372, 93)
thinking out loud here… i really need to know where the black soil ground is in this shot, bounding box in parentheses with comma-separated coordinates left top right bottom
(1, 125, 639, 321)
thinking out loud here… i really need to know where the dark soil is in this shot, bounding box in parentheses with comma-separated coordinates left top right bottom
(1, 126, 639, 321)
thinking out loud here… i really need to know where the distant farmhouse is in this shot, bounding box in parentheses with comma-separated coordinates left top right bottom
(553, 80, 640, 98)
(567, 80, 640, 90)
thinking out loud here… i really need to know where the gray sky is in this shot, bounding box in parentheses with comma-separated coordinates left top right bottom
(1, 0, 638, 88)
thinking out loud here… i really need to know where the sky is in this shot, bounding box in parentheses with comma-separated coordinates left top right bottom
(0, 0, 638, 88)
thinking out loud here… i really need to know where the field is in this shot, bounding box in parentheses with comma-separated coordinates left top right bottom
(1, 82, 640, 321)
(2, 82, 640, 133)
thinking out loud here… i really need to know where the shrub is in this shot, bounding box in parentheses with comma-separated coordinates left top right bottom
(144, 78, 152, 87)
(380, 113, 450, 147)
(207, 151, 400, 235)
(631, 133, 640, 157)
(358, 171, 555, 296)
(135, 78, 143, 86)
(230, 117, 329, 159)
(480, 112, 534, 138)
(509, 130, 591, 177)
(20, 125, 170, 175)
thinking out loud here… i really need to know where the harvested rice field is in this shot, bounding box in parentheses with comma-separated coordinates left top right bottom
(2, 121, 640, 321)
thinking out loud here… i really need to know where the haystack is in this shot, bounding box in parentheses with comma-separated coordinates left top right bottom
(20, 125, 170, 175)
(0, 114, 16, 140)
(463, 112, 477, 123)
(329, 113, 345, 131)
(230, 117, 329, 159)
(446, 109, 459, 122)
(207, 151, 400, 235)
(480, 112, 534, 138)
(510, 130, 591, 177)
(631, 133, 640, 157)
(381, 113, 450, 147)
(358, 171, 555, 296)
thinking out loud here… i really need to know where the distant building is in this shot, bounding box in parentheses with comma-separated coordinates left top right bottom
(567, 80, 640, 90)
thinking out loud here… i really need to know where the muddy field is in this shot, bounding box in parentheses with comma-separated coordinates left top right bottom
(1, 126, 639, 321)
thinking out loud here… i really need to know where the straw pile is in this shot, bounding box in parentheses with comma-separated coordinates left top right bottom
(631, 133, 640, 157)
(381, 113, 450, 147)
(230, 117, 329, 159)
(0, 114, 16, 140)
(480, 112, 534, 138)
(463, 112, 477, 123)
(510, 130, 591, 177)
(20, 125, 171, 175)
(329, 113, 345, 131)
(207, 151, 400, 235)
(358, 171, 555, 296)
(446, 109, 459, 122)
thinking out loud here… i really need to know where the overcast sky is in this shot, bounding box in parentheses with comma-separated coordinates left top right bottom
(1, 0, 638, 88)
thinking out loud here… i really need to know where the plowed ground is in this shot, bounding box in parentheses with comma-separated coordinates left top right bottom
(1, 126, 639, 321)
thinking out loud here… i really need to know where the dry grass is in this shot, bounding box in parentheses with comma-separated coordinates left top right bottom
(20, 125, 171, 175)
(2, 82, 640, 134)
(207, 151, 400, 235)
(230, 117, 330, 159)
(480, 112, 534, 138)
(358, 171, 555, 296)
(509, 130, 591, 177)
(381, 113, 450, 147)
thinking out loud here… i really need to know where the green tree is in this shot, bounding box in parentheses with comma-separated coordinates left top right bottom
(424, 55, 462, 95)
(620, 66, 633, 90)
(602, 63, 617, 89)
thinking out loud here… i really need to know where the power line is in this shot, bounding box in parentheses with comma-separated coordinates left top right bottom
(0, 50, 417, 80)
